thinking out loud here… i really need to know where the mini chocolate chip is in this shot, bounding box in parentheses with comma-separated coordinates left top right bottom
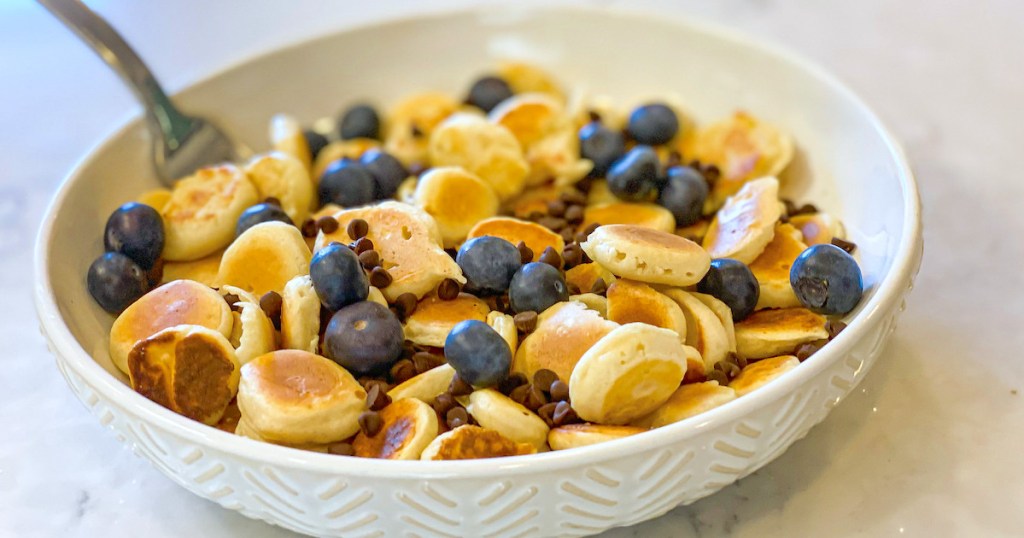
(537, 216, 568, 232)
(538, 247, 563, 270)
(513, 311, 538, 333)
(222, 293, 241, 311)
(347, 218, 369, 240)
(537, 402, 559, 426)
(412, 351, 441, 374)
(146, 258, 164, 287)
(369, 266, 393, 288)
(552, 401, 578, 426)
(723, 361, 740, 379)
(533, 369, 558, 392)
(389, 359, 416, 384)
(410, 123, 424, 138)
(317, 215, 339, 234)
(587, 110, 602, 122)
(562, 243, 583, 268)
(358, 249, 381, 270)
(263, 196, 282, 207)
(509, 384, 531, 406)
(703, 165, 721, 184)
(448, 373, 473, 396)
(795, 339, 828, 361)
(446, 406, 469, 430)
(300, 218, 318, 238)
(259, 291, 283, 329)
(589, 277, 608, 295)
(566, 282, 582, 296)
(560, 190, 587, 206)
(783, 199, 799, 217)
(432, 393, 456, 416)
(527, 211, 546, 222)
(395, 293, 418, 318)
(583, 222, 600, 236)
(666, 151, 683, 168)
(365, 383, 392, 411)
(826, 320, 848, 339)
(706, 369, 729, 385)
(727, 352, 748, 369)
(516, 241, 534, 264)
(437, 278, 461, 301)
(352, 237, 374, 254)
(831, 237, 857, 254)
(560, 227, 576, 243)
(564, 204, 584, 224)
(327, 442, 354, 456)
(549, 380, 570, 402)
(358, 411, 382, 437)
(546, 199, 567, 217)
(498, 372, 529, 395)
(524, 384, 548, 411)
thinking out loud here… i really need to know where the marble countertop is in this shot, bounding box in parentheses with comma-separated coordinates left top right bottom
(2, 0, 1021, 536)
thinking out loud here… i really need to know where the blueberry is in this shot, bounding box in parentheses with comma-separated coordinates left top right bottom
(606, 145, 661, 201)
(310, 242, 369, 311)
(338, 104, 380, 140)
(103, 202, 164, 269)
(444, 319, 511, 387)
(456, 236, 521, 295)
(579, 122, 626, 178)
(360, 149, 407, 199)
(627, 103, 679, 145)
(87, 252, 149, 314)
(658, 166, 709, 227)
(303, 129, 329, 160)
(509, 262, 569, 314)
(466, 76, 513, 113)
(697, 259, 760, 321)
(236, 203, 294, 237)
(790, 244, 864, 315)
(323, 301, 404, 375)
(318, 159, 378, 207)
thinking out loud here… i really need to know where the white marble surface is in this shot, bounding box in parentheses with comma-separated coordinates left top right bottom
(1, 0, 1021, 536)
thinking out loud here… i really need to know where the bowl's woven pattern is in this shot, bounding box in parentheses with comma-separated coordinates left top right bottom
(43, 254, 917, 537)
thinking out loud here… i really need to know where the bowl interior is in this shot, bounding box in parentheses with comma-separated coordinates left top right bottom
(41, 8, 911, 401)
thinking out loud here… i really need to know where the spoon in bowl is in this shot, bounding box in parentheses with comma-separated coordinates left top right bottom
(38, 0, 250, 185)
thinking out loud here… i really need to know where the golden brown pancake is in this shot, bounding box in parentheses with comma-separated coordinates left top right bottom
(513, 301, 619, 382)
(605, 279, 687, 340)
(466, 217, 565, 262)
(734, 308, 828, 359)
(420, 425, 536, 460)
(548, 424, 647, 450)
(581, 202, 676, 233)
(353, 398, 438, 460)
(749, 223, 808, 309)
(403, 293, 491, 347)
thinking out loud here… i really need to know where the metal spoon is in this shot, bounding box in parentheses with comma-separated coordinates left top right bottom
(38, 0, 249, 185)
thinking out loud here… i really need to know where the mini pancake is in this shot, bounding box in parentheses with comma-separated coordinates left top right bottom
(160, 249, 224, 287)
(691, 292, 737, 353)
(413, 167, 499, 248)
(681, 111, 793, 208)
(109, 280, 233, 375)
(729, 355, 800, 397)
(226, 299, 276, 365)
(428, 113, 528, 201)
(581, 202, 676, 233)
(605, 279, 687, 341)
(237, 350, 366, 445)
(244, 151, 313, 223)
(466, 389, 549, 451)
(384, 91, 459, 166)
(513, 301, 619, 382)
(136, 188, 172, 211)
(660, 289, 731, 377)
(161, 164, 259, 261)
(569, 293, 608, 318)
(387, 364, 456, 405)
(216, 221, 312, 297)
(496, 62, 565, 101)
(676, 220, 710, 244)
(488, 92, 565, 149)
(524, 128, 592, 187)
(127, 324, 240, 425)
(402, 293, 490, 347)
(315, 201, 465, 301)
(548, 424, 647, 451)
(353, 398, 439, 460)
(586, 180, 620, 206)
(702, 177, 782, 264)
(565, 262, 616, 294)
(269, 113, 313, 176)
(420, 425, 536, 460)
(632, 381, 737, 428)
(749, 223, 808, 309)
(486, 311, 519, 355)
(311, 138, 380, 182)
(789, 212, 846, 246)
(569, 323, 688, 425)
(466, 217, 565, 262)
(734, 308, 828, 359)
(505, 182, 569, 219)
(234, 416, 329, 453)
(580, 225, 711, 287)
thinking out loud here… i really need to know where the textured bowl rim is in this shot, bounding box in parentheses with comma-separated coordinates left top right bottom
(34, 4, 921, 478)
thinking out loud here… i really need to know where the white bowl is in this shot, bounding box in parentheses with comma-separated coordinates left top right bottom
(35, 6, 922, 537)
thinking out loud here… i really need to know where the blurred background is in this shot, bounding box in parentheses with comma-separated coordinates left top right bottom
(1, 1, 1022, 537)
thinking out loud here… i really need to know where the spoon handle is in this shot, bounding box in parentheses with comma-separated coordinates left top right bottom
(37, 0, 195, 151)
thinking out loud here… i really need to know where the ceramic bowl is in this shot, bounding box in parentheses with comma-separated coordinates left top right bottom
(35, 5, 922, 537)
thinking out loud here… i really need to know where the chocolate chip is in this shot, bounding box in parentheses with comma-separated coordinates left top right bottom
(222, 293, 242, 313)
(583, 222, 600, 236)
(395, 293, 418, 318)
(437, 278, 461, 301)
(448, 373, 473, 396)
(365, 383, 392, 411)
(369, 266, 393, 288)
(589, 277, 608, 295)
(317, 215, 339, 234)
(327, 442, 354, 456)
(795, 339, 828, 361)
(432, 393, 456, 416)
(831, 237, 857, 254)
(560, 227, 576, 243)
(358, 249, 381, 270)
(706, 369, 729, 385)
(263, 196, 282, 207)
(549, 380, 570, 402)
(538, 247, 563, 270)
(703, 165, 721, 184)
(537, 402, 559, 426)
(527, 211, 546, 222)
(546, 199, 567, 217)
(446, 406, 469, 430)
(300, 218, 318, 238)
(727, 352, 748, 369)
(524, 384, 548, 411)
(389, 359, 416, 384)
(537, 216, 568, 232)
(259, 291, 283, 329)
(513, 311, 538, 333)
(533, 369, 558, 392)
(826, 320, 848, 339)
(566, 282, 582, 296)
(562, 243, 583, 268)
(587, 110, 602, 123)
(666, 151, 683, 168)
(552, 401, 579, 426)
(358, 411, 382, 436)
(516, 241, 534, 264)
(412, 351, 442, 374)
(146, 258, 164, 287)
(352, 237, 374, 254)
(410, 123, 424, 138)
(560, 190, 587, 206)
(347, 218, 369, 240)
(564, 204, 584, 224)
(509, 384, 531, 406)
(573, 231, 590, 244)
(497, 372, 529, 396)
